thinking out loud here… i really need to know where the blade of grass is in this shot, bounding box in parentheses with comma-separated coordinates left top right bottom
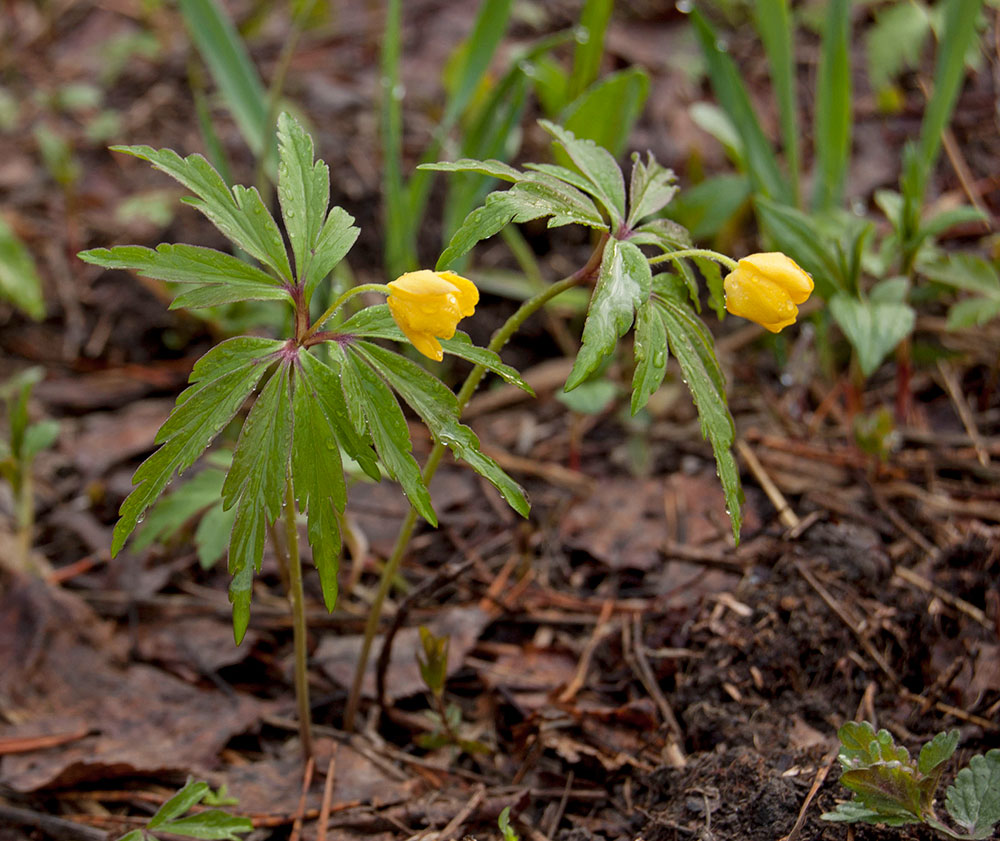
(567, 0, 613, 102)
(690, 9, 791, 204)
(914, 0, 984, 196)
(753, 0, 799, 207)
(178, 0, 268, 157)
(812, 0, 852, 211)
(381, 0, 407, 276)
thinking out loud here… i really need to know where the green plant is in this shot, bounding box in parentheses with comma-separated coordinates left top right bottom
(343, 120, 812, 728)
(1, 368, 59, 575)
(689, 0, 987, 383)
(80, 112, 529, 759)
(499, 806, 519, 841)
(0, 217, 45, 320)
(117, 779, 251, 841)
(415, 626, 489, 755)
(822, 721, 1000, 840)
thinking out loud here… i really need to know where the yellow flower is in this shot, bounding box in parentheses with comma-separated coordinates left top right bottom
(387, 270, 479, 361)
(723, 252, 814, 333)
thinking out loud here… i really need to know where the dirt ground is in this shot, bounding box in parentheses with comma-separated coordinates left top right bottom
(1, 2, 998, 840)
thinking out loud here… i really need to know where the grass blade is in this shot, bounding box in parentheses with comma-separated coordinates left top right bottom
(753, 0, 799, 206)
(813, 0, 852, 211)
(568, 0, 613, 102)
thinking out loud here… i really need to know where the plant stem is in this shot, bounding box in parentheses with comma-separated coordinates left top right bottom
(342, 234, 609, 731)
(284, 478, 313, 761)
(302, 283, 392, 343)
(648, 248, 739, 270)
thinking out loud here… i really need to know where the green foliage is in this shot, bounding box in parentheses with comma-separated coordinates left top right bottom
(427, 123, 743, 541)
(823, 722, 1000, 840)
(498, 806, 520, 841)
(0, 217, 45, 320)
(117, 779, 251, 841)
(80, 113, 526, 639)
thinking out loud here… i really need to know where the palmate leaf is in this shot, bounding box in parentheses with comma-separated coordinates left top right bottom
(78, 244, 291, 310)
(223, 361, 293, 643)
(112, 337, 283, 557)
(631, 301, 668, 416)
(353, 341, 529, 517)
(334, 346, 436, 525)
(566, 239, 651, 391)
(275, 113, 360, 302)
(652, 281, 742, 541)
(627, 152, 678, 227)
(337, 305, 532, 392)
(111, 145, 292, 282)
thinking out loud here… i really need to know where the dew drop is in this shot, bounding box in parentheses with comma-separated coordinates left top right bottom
(676, 0, 692, 12)
(715, 38, 729, 52)
(391, 83, 406, 101)
(574, 25, 590, 44)
(286, 209, 295, 219)
(653, 350, 666, 367)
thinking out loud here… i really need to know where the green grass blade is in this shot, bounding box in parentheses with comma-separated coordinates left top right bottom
(568, 0, 613, 102)
(813, 0, 852, 211)
(753, 0, 799, 206)
(177, 0, 268, 157)
(381, 0, 408, 275)
(690, 9, 790, 204)
(914, 0, 985, 198)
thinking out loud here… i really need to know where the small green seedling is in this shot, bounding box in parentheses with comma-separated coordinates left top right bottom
(117, 779, 251, 841)
(822, 721, 1000, 839)
(498, 806, 519, 841)
(1, 367, 59, 575)
(415, 626, 489, 756)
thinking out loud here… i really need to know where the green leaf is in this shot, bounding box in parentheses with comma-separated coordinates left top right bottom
(303, 207, 359, 305)
(838, 767, 924, 821)
(654, 293, 742, 541)
(918, 729, 960, 781)
(149, 780, 210, 826)
(813, 0, 851, 211)
(356, 342, 529, 516)
(947, 297, 1000, 329)
(338, 305, 532, 393)
(821, 800, 918, 826)
(540, 120, 626, 225)
(336, 348, 436, 525)
(223, 362, 293, 643)
(195, 501, 236, 569)
(867, 2, 931, 93)
(630, 218, 692, 252)
(437, 175, 605, 268)
(419, 158, 525, 183)
(561, 67, 649, 160)
(568, 0, 613, 100)
(133, 467, 227, 553)
(631, 302, 668, 415)
(693, 255, 726, 319)
(829, 294, 916, 377)
(753, 0, 799, 204)
(920, 254, 1000, 296)
(755, 196, 843, 297)
(557, 378, 617, 415)
(566, 239, 651, 390)
(78, 244, 291, 310)
(112, 338, 282, 557)
(627, 152, 678, 227)
(918, 204, 987, 242)
(296, 350, 380, 482)
(112, 145, 292, 282)
(156, 811, 253, 841)
(291, 359, 346, 611)
(118, 831, 146, 841)
(913, 0, 985, 199)
(945, 750, 1000, 838)
(177, 0, 268, 159)
(22, 419, 59, 462)
(0, 216, 45, 319)
(276, 112, 330, 283)
(690, 10, 791, 204)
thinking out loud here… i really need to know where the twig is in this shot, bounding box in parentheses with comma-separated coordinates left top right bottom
(317, 747, 338, 841)
(780, 750, 838, 841)
(543, 772, 574, 840)
(430, 784, 486, 841)
(557, 601, 614, 703)
(0, 805, 108, 841)
(937, 360, 991, 468)
(737, 439, 800, 529)
(627, 613, 686, 756)
(288, 755, 315, 841)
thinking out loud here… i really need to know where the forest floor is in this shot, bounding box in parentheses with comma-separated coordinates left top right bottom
(1, 2, 998, 840)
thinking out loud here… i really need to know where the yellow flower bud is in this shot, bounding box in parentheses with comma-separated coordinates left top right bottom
(387, 270, 479, 361)
(723, 252, 814, 333)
